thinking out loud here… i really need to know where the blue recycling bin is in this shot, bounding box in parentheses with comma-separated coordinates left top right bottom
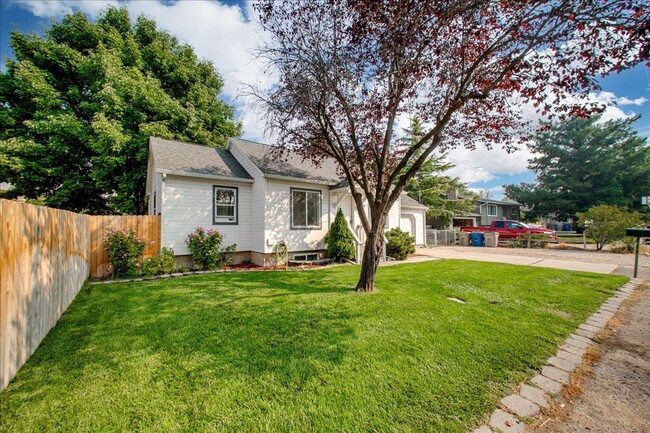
(470, 232, 485, 247)
(562, 223, 572, 231)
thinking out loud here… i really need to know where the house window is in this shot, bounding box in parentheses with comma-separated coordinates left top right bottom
(293, 253, 319, 261)
(487, 205, 497, 216)
(152, 191, 157, 215)
(213, 186, 238, 224)
(291, 188, 321, 229)
(511, 207, 518, 217)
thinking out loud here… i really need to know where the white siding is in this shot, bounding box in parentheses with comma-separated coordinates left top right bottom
(161, 175, 252, 255)
(400, 216, 414, 236)
(264, 178, 333, 253)
(386, 198, 401, 230)
(249, 177, 267, 252)
(401, 209, 426, 245)
(331, 191, 402, 242)
(229, 140, 266, 253)
(149, 173, 162, 216)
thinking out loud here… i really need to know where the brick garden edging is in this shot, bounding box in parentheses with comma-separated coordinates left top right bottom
(88, 264, 335, 285)
(473, 278, 643, 433)
(88, 269, 234, 285)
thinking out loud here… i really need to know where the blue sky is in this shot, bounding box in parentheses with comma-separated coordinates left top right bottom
(1, 0, 649, 199)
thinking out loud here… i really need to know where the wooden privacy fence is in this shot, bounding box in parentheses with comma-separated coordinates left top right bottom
(0, 199, 161, 390)
(90, 215, 161, 278)
(0, 200, 90, 390)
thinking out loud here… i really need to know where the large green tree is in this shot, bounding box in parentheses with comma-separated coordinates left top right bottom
(0, 7, 241, 214)
(402, 116, 476, 226)
(505, 116, 650, 220)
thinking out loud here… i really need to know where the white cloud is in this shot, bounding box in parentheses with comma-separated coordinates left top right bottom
(593, 91, 647, 107)
(617, 96, 647, 106)
(10, 0, 119, 18)
(468, 186, 505, 199)
(443, 145, 534, 184)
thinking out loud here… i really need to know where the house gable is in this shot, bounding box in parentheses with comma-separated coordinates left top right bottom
(149, 137, 253, 182)
(229, 137, 341, 185)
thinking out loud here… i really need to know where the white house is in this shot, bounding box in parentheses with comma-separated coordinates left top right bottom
(145, 137, 427, 266)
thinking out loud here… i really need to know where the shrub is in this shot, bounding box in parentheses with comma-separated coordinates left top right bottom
(385, 227, 415, 260)
(105, 227, 146, 278)
(324, 209, 356, 261)
(141, 247, 177, 276)
(221, 244, 237, 267)
(577, 205, 644, 251)
(186, 227, 237, 270)
(610, 241, 632, 254)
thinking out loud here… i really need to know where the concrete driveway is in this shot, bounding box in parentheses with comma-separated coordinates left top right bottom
(414, 246, 632, 275)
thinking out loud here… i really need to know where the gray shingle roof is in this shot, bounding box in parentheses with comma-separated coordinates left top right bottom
(230, 138, 342, 185)
(401, 193, 428, 209)
(150, 137, 252, 180)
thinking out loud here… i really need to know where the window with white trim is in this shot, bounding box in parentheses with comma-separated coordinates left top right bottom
(510, 207, 518, 217)
(293, 253, 318, 261)
(487, 204, 497, 216)
(213, 186, 238, 224)
(291, 188, 321, 229)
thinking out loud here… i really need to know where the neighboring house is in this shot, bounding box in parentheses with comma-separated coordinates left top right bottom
(445, 197, 521, 228)
(472, 198, 521, 226)
(145, 137, 427, 266)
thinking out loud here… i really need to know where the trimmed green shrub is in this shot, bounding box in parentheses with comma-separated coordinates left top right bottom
(141, 247, 177, 276)
(105, 227, 146, 278)
(186, 227, 237, 270)
(385, 228, 415, 260)
(324, 209, 356, 261)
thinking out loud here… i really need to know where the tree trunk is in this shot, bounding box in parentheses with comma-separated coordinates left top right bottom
(356, 228, 383, 292)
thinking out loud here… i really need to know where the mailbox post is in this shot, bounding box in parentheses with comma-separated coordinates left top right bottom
(625, 228, 650, 278)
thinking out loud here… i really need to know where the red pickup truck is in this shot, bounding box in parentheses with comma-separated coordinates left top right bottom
(460, 220, 557, 241)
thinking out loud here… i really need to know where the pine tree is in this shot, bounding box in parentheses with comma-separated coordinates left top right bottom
(324, 209, 356, 262)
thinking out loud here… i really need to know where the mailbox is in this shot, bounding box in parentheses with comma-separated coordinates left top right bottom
(626, 228, 649, 278)
(625, 228, 650, 237)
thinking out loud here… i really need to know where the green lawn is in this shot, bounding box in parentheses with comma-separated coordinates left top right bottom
(0, 260, 626, 433)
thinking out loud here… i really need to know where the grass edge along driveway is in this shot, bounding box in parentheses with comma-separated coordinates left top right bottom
(0, 260, 627, 433)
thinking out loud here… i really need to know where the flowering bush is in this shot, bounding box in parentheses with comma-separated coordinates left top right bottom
(186, 227, 236, 270)
(141, 247, 177, 276)
(105, 227, 146, 278)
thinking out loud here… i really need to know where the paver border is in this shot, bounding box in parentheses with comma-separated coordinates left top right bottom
(472, 278, 643, 433)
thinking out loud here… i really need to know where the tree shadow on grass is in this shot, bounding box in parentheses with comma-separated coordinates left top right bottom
(3, 271, 358, 405)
